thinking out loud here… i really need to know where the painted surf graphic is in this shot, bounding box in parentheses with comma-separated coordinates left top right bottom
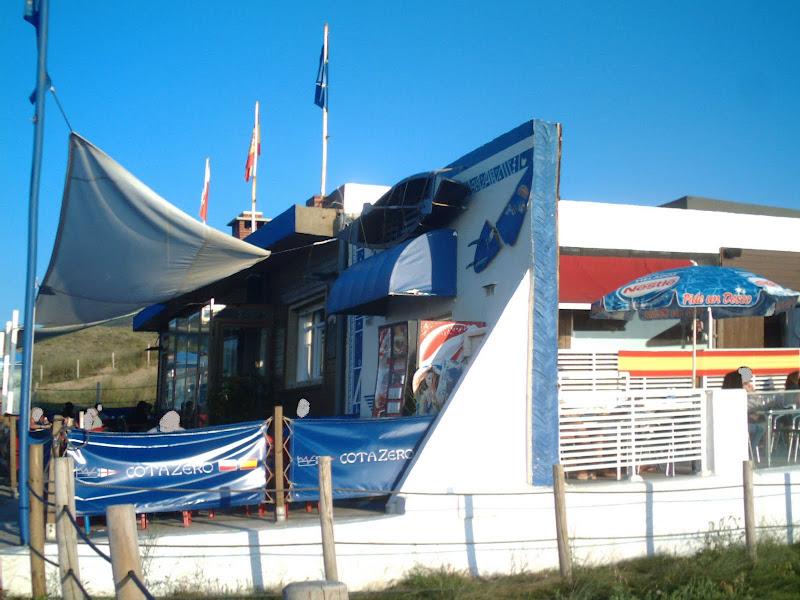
(467, 148, 534, 272)
(466, 220, 503, 273)
(495, 162, 533, 246)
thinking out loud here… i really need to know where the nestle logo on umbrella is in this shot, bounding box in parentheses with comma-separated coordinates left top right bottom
(751, 278, 778, 288)
(621, 276, 679, 298)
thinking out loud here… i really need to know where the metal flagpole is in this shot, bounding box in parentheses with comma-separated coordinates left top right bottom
(1, 327, 8, 413)
(320, 23, 329, 197)
(20, 0, 51, 544)
(251, 101, 259, 233)
(8, 312, 19, 414)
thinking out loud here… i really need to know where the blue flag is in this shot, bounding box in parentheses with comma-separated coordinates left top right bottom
(315, 45, 328, 109)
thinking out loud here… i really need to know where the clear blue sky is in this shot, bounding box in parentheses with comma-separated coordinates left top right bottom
(2, 1, 799, 325)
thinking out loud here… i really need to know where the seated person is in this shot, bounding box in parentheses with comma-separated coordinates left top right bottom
(148, 410, 184, 433)
(128, 401, 153, 431)
(83, 407, 103, 431)
(29, 407, 50, 430)
(786, 371, 800, 390)
(723, 367, 766, 454)
(60, 402, 76, 427)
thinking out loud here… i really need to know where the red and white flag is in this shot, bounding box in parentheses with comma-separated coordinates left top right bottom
(244, 101, 261, 181)
(199, 157, 210, 223)
(218, 459, 238, 472)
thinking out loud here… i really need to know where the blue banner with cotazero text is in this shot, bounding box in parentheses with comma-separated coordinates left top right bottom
(66, 421, 269, 516)
(289, 415, 434, 501)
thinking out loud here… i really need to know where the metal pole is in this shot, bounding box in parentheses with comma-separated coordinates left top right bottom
(320, 23, 329, 197)
(250, 101, 259, 233)
(9, 311, 19, 414)
(692, 307, 697, 386)
(20, 0, 51, 545)
(1, 329, 7, 413)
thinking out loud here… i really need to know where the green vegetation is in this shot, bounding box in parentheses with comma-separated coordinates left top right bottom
(29, 321, 159, 413)
(343, 539, 800, 599)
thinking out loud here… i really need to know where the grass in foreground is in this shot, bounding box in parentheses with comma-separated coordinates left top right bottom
(345, 539, 800, 599)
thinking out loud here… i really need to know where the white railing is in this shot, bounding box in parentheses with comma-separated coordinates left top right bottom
(558, 389, 706, 479)
(558, 349, 791, 392)
(558, 350, 694, 392)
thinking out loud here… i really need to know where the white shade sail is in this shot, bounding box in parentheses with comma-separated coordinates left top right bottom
(35, 133, 269, 332)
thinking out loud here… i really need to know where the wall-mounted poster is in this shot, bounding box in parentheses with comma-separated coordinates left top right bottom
(373, 322, 417, 417)
(412, 320, 485, 415)
(373, 320, 485, 417)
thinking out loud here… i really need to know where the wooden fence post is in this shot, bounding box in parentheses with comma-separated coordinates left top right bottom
(743, 459, 757, 561)
(107, 504, 146, 600)
(553, 464, 573, 580)
(47, 416, 64, 541)
(55, 456, 82, 600)
(318, 456, 338, 580)
(29, 443, 46, 598)
(274, 405, 286, 522)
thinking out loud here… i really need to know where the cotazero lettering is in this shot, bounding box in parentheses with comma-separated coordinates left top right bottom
(339, 448, 414, 464)
(125, 463, 214, 478)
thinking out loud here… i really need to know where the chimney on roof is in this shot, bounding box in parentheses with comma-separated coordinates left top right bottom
(226, 211, 270, 240)
(305, 194, 331, 208)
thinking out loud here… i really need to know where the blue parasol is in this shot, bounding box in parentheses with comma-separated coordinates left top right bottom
(590, 265, 800, 380)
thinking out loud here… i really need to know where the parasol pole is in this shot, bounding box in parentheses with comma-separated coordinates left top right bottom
(692, 307, 697, 386)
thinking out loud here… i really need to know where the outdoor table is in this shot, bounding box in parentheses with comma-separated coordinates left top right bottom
(751, 407, 800, 467)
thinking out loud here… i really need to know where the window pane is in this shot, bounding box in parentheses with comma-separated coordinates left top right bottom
(296, 306, 324, 382)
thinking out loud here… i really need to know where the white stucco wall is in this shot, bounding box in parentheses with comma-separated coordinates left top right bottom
(559, 199, 800, 254)
(388, 272, 533, 509)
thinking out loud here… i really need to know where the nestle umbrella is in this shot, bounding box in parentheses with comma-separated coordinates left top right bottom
(590, 265, 800, 380)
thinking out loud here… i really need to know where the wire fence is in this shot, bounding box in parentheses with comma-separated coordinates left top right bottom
(20, 455, 800, 600)
(12, 417, 800, 599)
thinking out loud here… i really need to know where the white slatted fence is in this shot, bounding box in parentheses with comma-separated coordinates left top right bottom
(558, 389, 706, 479)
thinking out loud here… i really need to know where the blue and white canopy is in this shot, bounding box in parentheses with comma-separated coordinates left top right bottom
(590, 266, 800, 321)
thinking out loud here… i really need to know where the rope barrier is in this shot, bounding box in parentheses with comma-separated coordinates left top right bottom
(140, 519, 800, 551)
(123, 570, 156, 600)
(75, 480, 274, 495)
(62, 507, 112, 563)
(29, 544, 59, 567)
(65, 567, 93, 600)
(71, 478, 780, 497)
(28, 484, 56, 507)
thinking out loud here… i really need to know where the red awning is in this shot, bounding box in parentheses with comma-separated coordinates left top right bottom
(559, 256, 695, 304)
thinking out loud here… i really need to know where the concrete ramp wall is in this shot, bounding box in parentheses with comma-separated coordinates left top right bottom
(390, 272, 533, 511)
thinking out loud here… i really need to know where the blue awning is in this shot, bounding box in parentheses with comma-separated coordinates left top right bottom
(327, 230, 457, 315)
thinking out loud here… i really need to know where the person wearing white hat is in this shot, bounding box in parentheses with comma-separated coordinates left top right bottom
(84, 407, 103, 431)
(29, 407, 50, 430)
(148, 410, 184, 433)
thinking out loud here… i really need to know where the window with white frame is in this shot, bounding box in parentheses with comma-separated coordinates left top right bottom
(295, 303, 325, 383)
